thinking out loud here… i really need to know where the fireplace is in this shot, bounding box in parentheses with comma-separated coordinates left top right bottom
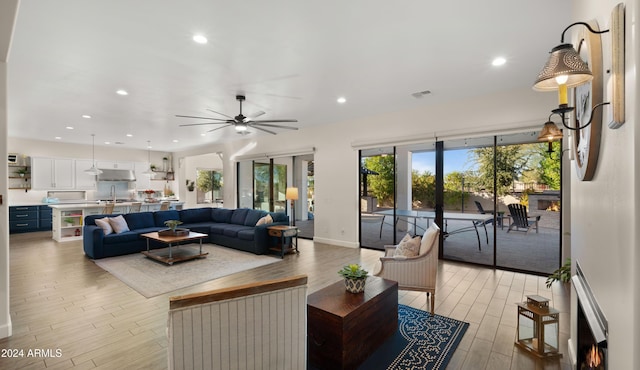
(572, 262, 608, 369)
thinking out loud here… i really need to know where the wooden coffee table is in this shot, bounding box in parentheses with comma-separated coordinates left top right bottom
(140, 231, 208, 265)
(307, 276, 398, 370)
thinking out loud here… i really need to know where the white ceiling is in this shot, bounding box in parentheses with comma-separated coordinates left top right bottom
(7, 0, 572, 152)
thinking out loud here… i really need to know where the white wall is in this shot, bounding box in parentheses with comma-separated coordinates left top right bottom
(569, 1, 638, 368)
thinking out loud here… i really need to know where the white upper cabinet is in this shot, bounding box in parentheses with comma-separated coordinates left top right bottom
(74, 159, 98, 189)
(32, 157, 74, 189)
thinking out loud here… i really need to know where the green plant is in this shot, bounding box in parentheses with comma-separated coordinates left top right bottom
(63, 218, 74, 224)
(164, 220, 183, 231)
(15, 167, 28, 175)
(338, 264, 368, 280)
(546, 258, 571, 288)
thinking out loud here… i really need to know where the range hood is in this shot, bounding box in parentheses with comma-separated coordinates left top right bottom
(97, 169, 136, 182)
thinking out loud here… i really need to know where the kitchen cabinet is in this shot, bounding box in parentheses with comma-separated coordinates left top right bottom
(96, 161, 134, 170)
(9, 206, 39, 233)
(38, 205, 53, 231)
(74, 159, 98, 189)
(52, 208, 83, 242)
(32, 157, 74, 190)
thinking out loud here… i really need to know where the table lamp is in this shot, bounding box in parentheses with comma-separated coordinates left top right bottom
(286, 187, 298, 226)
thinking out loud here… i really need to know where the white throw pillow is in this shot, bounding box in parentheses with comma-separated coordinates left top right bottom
(94, 217, 113, 235)
(256, 214, 273, 226)
(419, 223, 440, 256)
(394, 234, 421, 257)
(108, 215, 130, 234)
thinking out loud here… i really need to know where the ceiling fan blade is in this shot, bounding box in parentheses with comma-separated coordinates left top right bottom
(244, 110, 266, 122)
(250, 119, 298, 123)
(179, 122, 231, 127)
(206, 109, 236, 120)
(207, 124, 233, 133)
(251, 125, 277, 135)
(176, 114, 229, 121)
(252, 123, 299, 130)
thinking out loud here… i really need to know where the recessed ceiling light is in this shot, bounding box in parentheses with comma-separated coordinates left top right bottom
(116, 89, 128, 96)
(126, 134, 133, 137)
(200, 133, 206, 137)
(337, 97, 346, 104)
(55, 136, 61, 140)
(65, 126, 74, 130)
(82, 114, 92, 119)
(172, 139, 179, 143)
(492, 57, 506, 66)
(193, 34, 208, 44)
(104, 141, 111, 145)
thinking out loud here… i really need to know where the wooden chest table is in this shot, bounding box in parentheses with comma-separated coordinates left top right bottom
(307, 276, 398, 370)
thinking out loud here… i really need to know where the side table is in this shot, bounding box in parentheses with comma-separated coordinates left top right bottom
(267, 225, 299, 258)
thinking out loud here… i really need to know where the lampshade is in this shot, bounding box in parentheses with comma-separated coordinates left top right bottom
(533, 44, 593, 91)
(537, 121, 564, 142)
(286, 187, 299, 200)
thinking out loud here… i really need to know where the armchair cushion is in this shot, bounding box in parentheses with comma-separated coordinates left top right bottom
(419, 223, 440, 256)
(393, 234, 421, 257)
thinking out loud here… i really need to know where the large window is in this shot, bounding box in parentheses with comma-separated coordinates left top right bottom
(195, 168, 223, 205)
(358, 132, 562, 275)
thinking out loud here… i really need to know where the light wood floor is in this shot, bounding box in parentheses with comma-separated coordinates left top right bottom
(1, 232, 571, 369)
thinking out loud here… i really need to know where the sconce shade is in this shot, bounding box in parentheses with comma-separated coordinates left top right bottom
(533, 44, 593, 91)
(537, 121, 564, 142)
(286, 187, 299, 200)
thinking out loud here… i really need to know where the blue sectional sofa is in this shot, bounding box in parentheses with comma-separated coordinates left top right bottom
(83, 207, 289, 259)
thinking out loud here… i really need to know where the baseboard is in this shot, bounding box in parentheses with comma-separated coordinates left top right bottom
(0, 321, 12, 339)
(567, 337, 576, 367)
(312, 236, 359, 249)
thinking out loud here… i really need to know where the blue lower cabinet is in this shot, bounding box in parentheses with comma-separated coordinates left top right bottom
(38, 205, 52, 231)
(9, 206, 40, 233)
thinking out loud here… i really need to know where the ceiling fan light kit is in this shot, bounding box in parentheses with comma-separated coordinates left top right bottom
(178, 94, 299, 135)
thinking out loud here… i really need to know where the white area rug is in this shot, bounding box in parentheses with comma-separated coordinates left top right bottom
(94, 244, 281, 298)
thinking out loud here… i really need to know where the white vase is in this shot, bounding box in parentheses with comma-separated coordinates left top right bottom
(344, 278, 366, 293)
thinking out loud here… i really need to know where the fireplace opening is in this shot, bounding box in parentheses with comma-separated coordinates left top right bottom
(573, 262, 608, 370)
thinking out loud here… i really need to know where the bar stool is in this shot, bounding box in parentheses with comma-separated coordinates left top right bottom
(102, 202, 115, 214)
(129, 202, 142, 213)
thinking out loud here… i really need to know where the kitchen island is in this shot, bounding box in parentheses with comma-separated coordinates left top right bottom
(48, 201, 184, 242)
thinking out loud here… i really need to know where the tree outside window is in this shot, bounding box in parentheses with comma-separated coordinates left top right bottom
(196, 169, 223, 204)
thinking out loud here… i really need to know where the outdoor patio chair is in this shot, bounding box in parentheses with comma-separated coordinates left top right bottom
(507, 203, 541, 233)
(474, 201, 494, 215)
(373, 223, 440, 314)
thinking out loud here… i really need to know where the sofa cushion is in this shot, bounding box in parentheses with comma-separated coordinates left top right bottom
(223, 224, 254, 238)
(109, 215, 130, 234)
(237, 229, 256, 241)
(124, 212, 155, 230)
(270, 212, 288, 223)
(211, 208, 233, 223)
(230, 208, 249, 225)
(209, 223, 228, 235)
(244, 209, 267, 226)
(154, 210, 180, 227)
(103, 231, 140, 244)
(94, 217, 113, 235)
(180, 208, 212, 224)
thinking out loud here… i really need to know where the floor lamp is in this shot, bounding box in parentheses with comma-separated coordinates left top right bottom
(286, 187, 298, 227)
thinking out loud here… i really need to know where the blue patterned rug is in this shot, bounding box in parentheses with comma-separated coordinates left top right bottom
(357, 304, 469, 370)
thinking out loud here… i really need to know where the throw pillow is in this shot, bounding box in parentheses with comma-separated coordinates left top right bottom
(94, 217, 113, 235)
(256, 214, 274, 226)
(419, 223, 440, 256)
(108, 215, 130, 234)
(394, 234, 421, 257)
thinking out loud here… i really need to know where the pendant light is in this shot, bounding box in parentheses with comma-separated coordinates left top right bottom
(142, 140, 155, 178)
(84, 134, 103, 175)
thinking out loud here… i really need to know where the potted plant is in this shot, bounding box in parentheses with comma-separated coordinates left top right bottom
(338, 264, 369, 293)
(546, 258, 571, 288)
(159, 220, 188, 236)
(186, 180, 195, 192)
(63, 217, 74, 227)
(15, 167, 28, 177)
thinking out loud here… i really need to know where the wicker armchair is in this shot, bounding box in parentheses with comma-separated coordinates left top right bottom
(374, 223, 440, 314)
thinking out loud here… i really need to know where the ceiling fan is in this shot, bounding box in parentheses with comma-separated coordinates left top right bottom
(177, 95, 298, 135)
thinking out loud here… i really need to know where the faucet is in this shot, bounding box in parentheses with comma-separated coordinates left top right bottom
(110, 184, 116, 202)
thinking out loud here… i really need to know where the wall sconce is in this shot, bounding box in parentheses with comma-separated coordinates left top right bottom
(285, 187, 299, 226)
(533, 4, 625, 181)
(533, 3, 625, 130)
(537, 114, 563, 156)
